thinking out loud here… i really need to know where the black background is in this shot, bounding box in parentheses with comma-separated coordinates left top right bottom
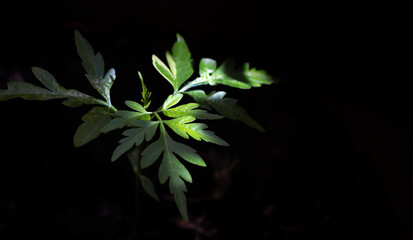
(0, 1, 411, 239)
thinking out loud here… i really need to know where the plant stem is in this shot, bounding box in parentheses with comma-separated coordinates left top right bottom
(127, 145, 143, 240)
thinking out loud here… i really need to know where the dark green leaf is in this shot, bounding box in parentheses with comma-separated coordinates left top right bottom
(125, 100, 146, 113)
(141, 123, 207, 221)
(140, 175, 160, 202)
(111, 121, 159, 162)
(0, 68, 106, 108)
(74, 107, 112, 147)
(74, 30, 115, 106)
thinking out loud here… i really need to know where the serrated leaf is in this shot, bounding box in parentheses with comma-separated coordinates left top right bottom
(111, 121, 159, 162)
(152, 34, 194, 92)
(74, 107, 112, 147)
(193, 58, 275, 90)
(141, 123, 207, 221)
(138, 72, 152, 108)
(162, 103, 223, 120)
(209, 60, 251, 89)
(0, 68, 106, 108)
(162, 93, 183, 110)
(186, 90, 265, 132)
(101, 101, 151, 133)
(75, 30, 115, 105)
(164, 116, 229, 146)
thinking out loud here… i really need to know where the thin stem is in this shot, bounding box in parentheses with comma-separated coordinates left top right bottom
(127, 145, 143, 240)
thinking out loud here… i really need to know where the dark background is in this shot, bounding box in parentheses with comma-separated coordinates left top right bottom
(0, 1, 411, 239)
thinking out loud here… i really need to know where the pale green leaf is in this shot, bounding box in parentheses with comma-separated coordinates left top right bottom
(152, 54, 174, 85)
(162, 93, 183, 110)
(186, 90, 265, 132)
(199, 58, 217, 78)
(162, 102, 222, 120)
(166, 52, 177, 77)
(164, 116, 229, 146)
(73, 107, 112, 147)
(152, 34, 194, 91)
(242, 63, 275, 87)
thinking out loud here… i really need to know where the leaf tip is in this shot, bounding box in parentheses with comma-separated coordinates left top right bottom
(176, 33, 184, 42)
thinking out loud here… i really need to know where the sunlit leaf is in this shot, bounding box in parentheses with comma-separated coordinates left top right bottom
(152, 34, 194, 92)
(162, 103, 223, 120)
(164, 116, 229, 146)
(152, 54, 174, 85)
(186, 90, 265, 132)
(162, 93, 183, 110)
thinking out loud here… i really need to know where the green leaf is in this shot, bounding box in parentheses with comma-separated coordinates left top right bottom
(125, 100, 146, 113)
(140, 175, 160, 202)
(199, 58, 217, 78)
(188, 58, 275, 90)
(32, 66, 63, 92)
(162, 103, 223, 120)
(138, 72, 152, 108)
(73, 107, 112, 147)
(162, 93, 183, 110)
(0, 67, 107, 108)
(74, 30, 115, 105)
(152, 34, 194, 92)
(127, 146, 160, 202)
(209, 60, 251, 89)
(111, 121, 159, 162)
(186, 90, 265, 132)
(101, 101, 151, 133)
(242, 63, 275, 87)
(152, 55, 174, 85)
(164, 116, 229, 146)
(141, 123, 206, 221)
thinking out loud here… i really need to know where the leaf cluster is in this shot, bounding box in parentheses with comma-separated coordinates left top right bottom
(0, 31, 275, 221)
